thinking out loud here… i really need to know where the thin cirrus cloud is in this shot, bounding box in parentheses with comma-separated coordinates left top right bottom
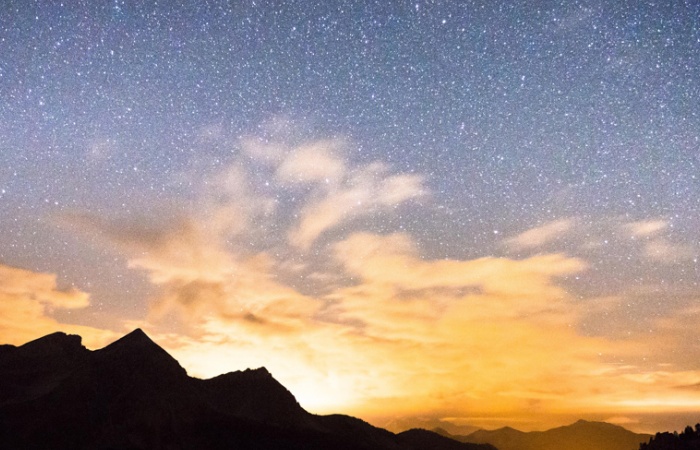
(57, 134, 641, 420)
(623, 219, 668, 237)
(242, 136, 426, 249)
(621, 219, 694, 264)
(56, 133, 426, 330)
(289, 163, 425, 249)
(506, 217, 695, 266)
(274, 139, 347, 185)
(503, 218, 575, 250)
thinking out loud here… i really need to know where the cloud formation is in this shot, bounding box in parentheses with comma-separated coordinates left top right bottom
(0, 264, 115, 348)
(145, 229, 700, 428)
(290, 163, 425, 249)
(240, 136, 426, 248)
(624, 219, 668, 238)
(275, 139, 347, 185)
(620, 219, 694, 263)
(51, 128, 700, 432)
(504, 218, 575, 250)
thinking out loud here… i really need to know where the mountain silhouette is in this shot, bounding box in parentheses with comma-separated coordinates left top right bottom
(383, 416, 480, 435)
(444, 419, 651, 450)
(0, 329, 493, 450)
(398, 429, 497, 450)
(640, 424, 700, 450)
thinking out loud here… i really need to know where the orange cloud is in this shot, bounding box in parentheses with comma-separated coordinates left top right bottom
(64, 212, 700, 430)
(72, 192, 697, 429)
(124, 228, 622, 422)
(0, 264, 116, 348)
(642, 238, 694, 264)
(55, 127, 700, 432)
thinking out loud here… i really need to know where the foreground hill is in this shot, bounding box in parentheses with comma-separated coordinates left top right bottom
(438, 420, 651, 450)
(640, 425, 700, 449)
(0, 329, 493, 450)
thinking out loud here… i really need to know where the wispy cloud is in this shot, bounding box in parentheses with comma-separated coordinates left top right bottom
(504, 218, 575, 250)
(290, 163, 425, 249)
(147, 231, 700, 424)
(275, 139, 347, 185)
(643, 239, 694, 264)
(624, 219, 667, 237)
(241, 134, 427, 249)
(620, 219, 694, 264)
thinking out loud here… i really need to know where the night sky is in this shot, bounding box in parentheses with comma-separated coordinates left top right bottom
(1, 0, 699, 434)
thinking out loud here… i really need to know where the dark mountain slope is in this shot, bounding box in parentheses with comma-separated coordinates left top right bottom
(0, 331, 88, 405)
(0, 329, 492, 450)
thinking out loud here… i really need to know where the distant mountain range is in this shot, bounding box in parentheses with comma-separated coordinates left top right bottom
(383, 417, 480, 436)
(0, 329, 494, 450)
(436, 419, 652, 450)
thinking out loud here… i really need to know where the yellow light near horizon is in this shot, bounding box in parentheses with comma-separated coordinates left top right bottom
(164, 335, 370, 414)
(610, 397, 700, 410)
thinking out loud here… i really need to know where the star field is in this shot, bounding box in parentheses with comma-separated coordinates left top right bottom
(1, 0, 699, 433)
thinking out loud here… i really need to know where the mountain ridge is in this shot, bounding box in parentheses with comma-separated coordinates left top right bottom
(0, 329, 492, 450)
(446, 418, 652, 450)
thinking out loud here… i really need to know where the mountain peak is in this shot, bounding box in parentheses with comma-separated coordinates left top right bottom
(243, 366, 272, 378)
(566, 419, 622, 430)
(21, 331, 84, 352)
(96, 328, 187, 381)
(118, 327, 152, 343)
(101, 328, 164, 353)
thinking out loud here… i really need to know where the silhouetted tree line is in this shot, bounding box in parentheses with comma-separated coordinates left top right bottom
(640, 425, 700, 450)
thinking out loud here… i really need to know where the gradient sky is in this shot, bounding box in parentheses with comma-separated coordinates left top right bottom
(1, 0, 700, 434)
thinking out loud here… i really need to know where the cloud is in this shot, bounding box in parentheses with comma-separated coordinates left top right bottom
(0, 264, 89, 310)
(624, 219, 667, 237)
(58, 123, 700, 431)
(88, 217, 625, 420)
(289, 163, 426, 249)
(334, 232, 585, 298)
(137, 229, 618, 421)
(240, 136, 286, 166)
(504, 218, 575, 250)
(605, 416, 640, 425)
(642, 238, 694, 264)
(275, 139, 347, 185)
(0, 264, 116, 348)
(62, 213, 320, 330)
(619, 219, 694, 263)
(68, 203, 700, 429)
(236, 133, 428, 249)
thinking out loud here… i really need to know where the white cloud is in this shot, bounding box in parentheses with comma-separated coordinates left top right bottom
(275, 139, 347, 185)
(643, 238, 694, 263)
(624, 219, 667, 237)
(289, 163, 426, 249)
(504, 218, 575, 250)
